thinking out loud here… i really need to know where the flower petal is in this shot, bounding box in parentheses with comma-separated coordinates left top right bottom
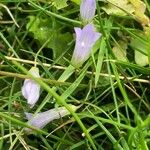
(22, 67, 40, 108)
(25, 105, 78, 132)
(71, 24, 101, 67)
(80, 0, 96, 23)
(74, 27, 82, 42)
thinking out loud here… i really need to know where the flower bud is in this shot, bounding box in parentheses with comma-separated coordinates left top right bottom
(80, 0, 96, 23)
(25, 104, 78, 132)
(71, 24, 101, 68)
(22, 67, 40, 108)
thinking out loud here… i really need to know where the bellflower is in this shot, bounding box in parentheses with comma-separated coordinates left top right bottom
(22, 67, 40, 108)
(25, 104, 78, 132)
(80, 0, 96, 23)
(71, 24, 101, 68)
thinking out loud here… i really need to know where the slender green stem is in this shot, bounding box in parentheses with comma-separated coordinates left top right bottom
(0, 112, 73, 145)
(0, 32, 19, 58)
(28, 0, 81, 26)
(13, 61, 97, 150)
(111, 63, 142, 123)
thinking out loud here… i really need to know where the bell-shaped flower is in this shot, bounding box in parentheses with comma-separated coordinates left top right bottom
(80, 0, 96, 23)
(22, 67, 40, 108)
(24, 104, 78, 132)
(71, 24, 101, 68)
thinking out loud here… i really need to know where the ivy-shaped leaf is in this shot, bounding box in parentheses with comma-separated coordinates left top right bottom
(27, 16, 54, 45)
(26, 15, 72, 63)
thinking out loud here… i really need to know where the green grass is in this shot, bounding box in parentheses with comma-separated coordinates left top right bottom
(0, 0, 150, 149)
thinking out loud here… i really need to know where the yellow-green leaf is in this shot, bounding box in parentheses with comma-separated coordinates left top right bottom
(103, 0, 134, 16)
(71, 0, 80, 5)
(135, 50, 149, 66)
(130, 31, 149, 66)
(128, 0, 150, 26)
(112, 41, 127, 62)
(52, 0, 68, 9)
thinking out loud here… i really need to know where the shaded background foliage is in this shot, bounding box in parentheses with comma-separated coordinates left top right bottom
(0, 0, 150, 149)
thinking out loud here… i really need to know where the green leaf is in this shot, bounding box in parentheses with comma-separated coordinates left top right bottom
(103, 0, 134, 16)
(26, 15, 72, 63)
(129, 0, 150, 26)
(61, 63, 90, 100)
(52, 0, 68, 9)
(0, 11, 3, 20)
(71, 0, 80, 5)
(50, 32, 72, 60)
(95, 39, 106, 87)
(112, 40, 127, 62)
(26, 15, 54, 46)
(135, 50, 149, 66)
(130, 33, 149, 66)
(51, 0, 80, 8)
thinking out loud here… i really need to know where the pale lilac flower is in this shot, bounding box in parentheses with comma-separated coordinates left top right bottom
(22, 67, 40, 108)
(25, 105, 78, 132)
(71, 24, 101, 68)
(80, 0, 96, 23)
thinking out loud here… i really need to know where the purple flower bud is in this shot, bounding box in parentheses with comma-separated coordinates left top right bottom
(80, 0, 96, 23)
(25, 105, 78, 132)
(71, 24, 101, 68)
(22, 67, 40, 108)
